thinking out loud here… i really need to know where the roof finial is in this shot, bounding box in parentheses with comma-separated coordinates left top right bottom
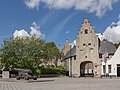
(84, 18, 89, 23)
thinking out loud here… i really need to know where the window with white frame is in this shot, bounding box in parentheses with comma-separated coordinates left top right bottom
(108, 65, 111, 73)
(103, 65, 105, 73)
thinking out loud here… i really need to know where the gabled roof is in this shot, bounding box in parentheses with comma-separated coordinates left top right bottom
(109, 45, 120, 63)
(63, 46, 76, 60)
(63, 41, 116, 60)
(99, 41, 116, 54)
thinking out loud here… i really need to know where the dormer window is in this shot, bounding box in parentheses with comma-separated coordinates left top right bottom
(85, 29, 88, 34)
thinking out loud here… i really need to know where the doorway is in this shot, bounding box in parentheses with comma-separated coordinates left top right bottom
(117, 64, 120, 77)
(80, 61, 94, 77)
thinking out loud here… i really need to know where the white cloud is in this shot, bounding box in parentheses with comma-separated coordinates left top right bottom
(13, 29, 30, 38)
(103, 19, 120, 43)
(96, 33, 105, 41)
(70, 40, 76, 48)
(13, 22, 45, 39)
(65, 31, 70, 34)
(25, 0, 41, 9)
(97, 17, 120, 44)
(30, 22, 45, 38)
(24, 0, 119, 17)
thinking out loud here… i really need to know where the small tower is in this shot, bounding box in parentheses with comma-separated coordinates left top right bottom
(63, 39, 70, 55)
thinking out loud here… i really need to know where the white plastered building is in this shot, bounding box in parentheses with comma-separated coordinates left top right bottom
(101, 46, 120, 77)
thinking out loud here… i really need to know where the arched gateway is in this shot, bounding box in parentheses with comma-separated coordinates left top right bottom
(62, 19, 105, 77)
(80, 61, 94, 77)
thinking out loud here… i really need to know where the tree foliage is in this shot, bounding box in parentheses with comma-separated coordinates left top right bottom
(44, 42, 63, 66)
(103, 39, 109, 42)
(114, 42, 120, 49)
(0, 36, 45, 70)
(0, 36, 62, 70)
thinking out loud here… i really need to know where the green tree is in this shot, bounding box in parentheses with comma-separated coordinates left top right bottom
(43, 42, 62, 66)
(0, 35, 63, 71)
(103, 39, 109, 41)
(0, 36, 45, 70)
(114, 42, 120, 49)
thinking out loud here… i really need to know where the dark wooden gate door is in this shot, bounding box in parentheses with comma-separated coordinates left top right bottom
(117, 64, 120, 77)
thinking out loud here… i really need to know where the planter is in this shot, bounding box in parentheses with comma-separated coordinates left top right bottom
(2, 71, 9, 79)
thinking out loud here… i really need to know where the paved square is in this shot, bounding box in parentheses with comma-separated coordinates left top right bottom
(0, 77, 120, 90)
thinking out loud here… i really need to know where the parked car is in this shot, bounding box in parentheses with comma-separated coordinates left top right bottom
(15, 69, 37, 80)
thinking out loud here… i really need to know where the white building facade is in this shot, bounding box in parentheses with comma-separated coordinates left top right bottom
(101, 46, 120, 77)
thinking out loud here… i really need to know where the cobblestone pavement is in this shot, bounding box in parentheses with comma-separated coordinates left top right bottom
(0, 77, 120, 90)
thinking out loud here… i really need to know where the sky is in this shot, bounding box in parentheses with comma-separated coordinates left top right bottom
(0, 0, 120, 49)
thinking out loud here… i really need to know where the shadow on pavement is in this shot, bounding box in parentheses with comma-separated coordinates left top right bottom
(28, 80, 55, 83)
(0, 78, 55, 83)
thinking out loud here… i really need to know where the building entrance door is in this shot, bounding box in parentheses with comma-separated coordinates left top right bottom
(117, 64, 120, 77)
(80, 61, 94, 77)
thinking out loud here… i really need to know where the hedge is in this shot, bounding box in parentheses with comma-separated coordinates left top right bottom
(38, 66, 66, 75)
